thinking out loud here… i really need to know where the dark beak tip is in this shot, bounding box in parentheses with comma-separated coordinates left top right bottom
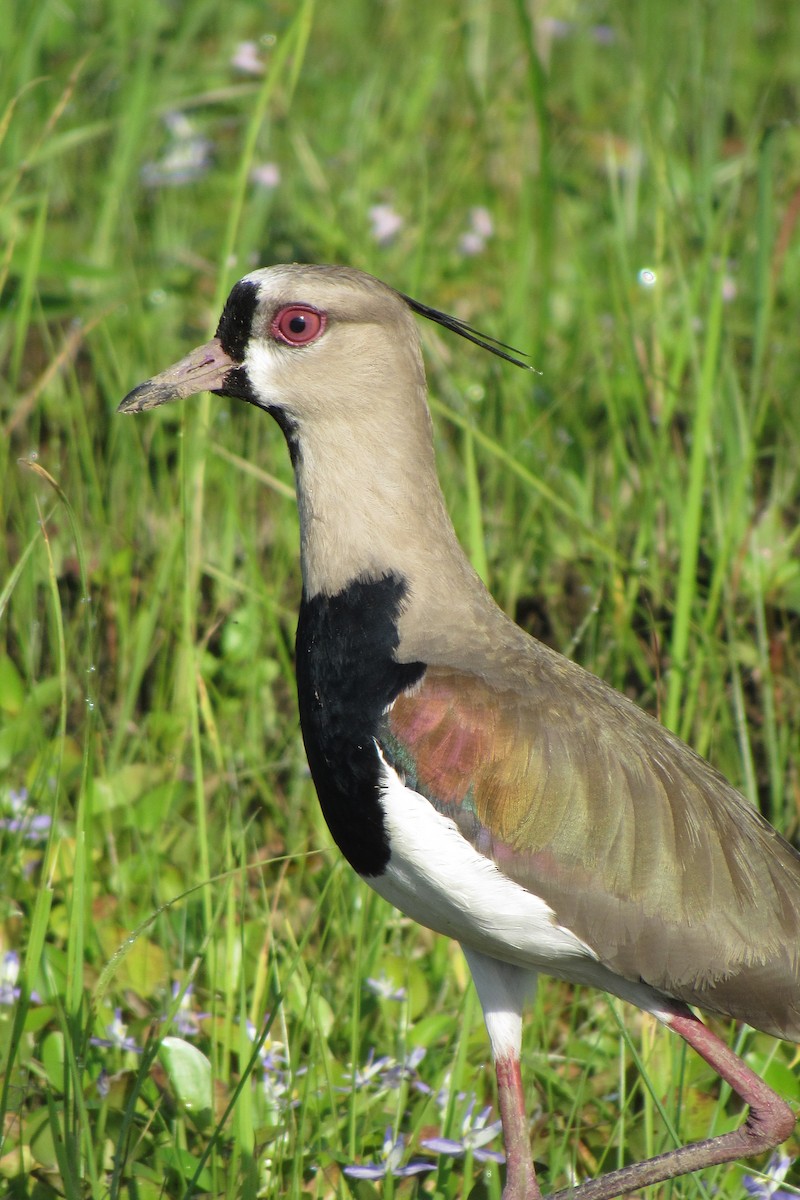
(117, 381, 172, 414)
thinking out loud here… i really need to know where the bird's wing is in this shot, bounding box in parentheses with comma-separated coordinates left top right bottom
(383, 659, 800, 1038)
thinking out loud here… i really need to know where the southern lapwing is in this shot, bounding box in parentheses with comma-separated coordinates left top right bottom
(120, 264, 799, 1200)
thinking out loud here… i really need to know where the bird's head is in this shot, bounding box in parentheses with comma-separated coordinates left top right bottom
(120, 268, 404, 434)
(118, 263, 530, 432)
(119, 263, 531, 607)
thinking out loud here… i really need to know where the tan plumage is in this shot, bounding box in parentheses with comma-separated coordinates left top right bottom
(120, 263, 799, 1200)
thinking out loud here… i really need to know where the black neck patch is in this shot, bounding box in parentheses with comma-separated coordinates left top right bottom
(215, 367, 300, 464)
(215, 364, 256, 403)
(216, 278, 260, 361)
(295, 574, 426, 877)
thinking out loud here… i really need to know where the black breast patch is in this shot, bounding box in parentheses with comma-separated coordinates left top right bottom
(295, 574, 426, 876)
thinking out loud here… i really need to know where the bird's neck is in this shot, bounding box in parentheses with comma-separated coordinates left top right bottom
(290, 416, 501, 664)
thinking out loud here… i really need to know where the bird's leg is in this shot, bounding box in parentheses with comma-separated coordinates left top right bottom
(546, 1002, 796, 1200)
(461, 948, 542, 1200)
(496, 1050, 544, 1200)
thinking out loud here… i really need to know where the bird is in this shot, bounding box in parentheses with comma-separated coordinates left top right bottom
(119, 263, 799, 1200)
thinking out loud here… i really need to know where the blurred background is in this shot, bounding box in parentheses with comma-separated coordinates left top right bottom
(1, 2, 799, 1197)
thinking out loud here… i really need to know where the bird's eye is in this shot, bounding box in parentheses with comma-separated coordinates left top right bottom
(271, 305, 326, 346)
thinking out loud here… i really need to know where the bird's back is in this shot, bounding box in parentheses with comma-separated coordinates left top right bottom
(386, 624, 800, 1041)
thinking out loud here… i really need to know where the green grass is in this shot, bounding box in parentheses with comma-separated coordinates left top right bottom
(2, 1, 800, 1196)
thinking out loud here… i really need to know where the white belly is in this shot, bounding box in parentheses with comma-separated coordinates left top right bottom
(368, 755, 598, 976)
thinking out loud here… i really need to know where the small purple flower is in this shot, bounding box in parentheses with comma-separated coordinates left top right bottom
(90, 1008, 141, 1053)
(0, 950, 21, 1005)
(539, 17, 616, 44)
(422, 1097, 505, 1164)
(245, 1019, 298, 1113)
(744, 1152, 796, 1199)
(0, 949, 41, 1005)
(0, 787, 52, 842)
(430, 1078, 469, 1111)
(591, 25, 616, 45)
(340, 1046, 428, 1094)
(722, 274, 737, 302)
(167, 981, 207, 1037)
(469, 206, 494, 240)
(366, 973, 407, 1001)
(141, 113, 212, 188)
(368, 204, 404, 246)
(458, 207, 494, 257)
(344, 1128, 434, 1180)
(540, 17, 571, 38)
(230, 40, 264, 75)
(381, 1046, 429, 1091)
(341, 1047, 393, 1090)
(245, 1019, 286, 1069)
(250, 162, 281, 190)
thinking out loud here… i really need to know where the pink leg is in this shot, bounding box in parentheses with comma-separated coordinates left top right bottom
(496, 1051, 543, 1200)
(462, 949, 542, 1200)
(546, 1004, 796, 1200)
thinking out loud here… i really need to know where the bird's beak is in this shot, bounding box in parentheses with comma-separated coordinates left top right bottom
(117, 337, 236, 414)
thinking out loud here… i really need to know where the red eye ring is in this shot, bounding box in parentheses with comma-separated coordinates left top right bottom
(271, 304, 326, 346)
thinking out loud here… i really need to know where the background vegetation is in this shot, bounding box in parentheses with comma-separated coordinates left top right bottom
(1, 1, 799, 1196)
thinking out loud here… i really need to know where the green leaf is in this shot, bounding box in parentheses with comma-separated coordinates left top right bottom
(40, 1031, 66, 1093)
(0, 654, 24, 715)
(157, 1037, 213, 1130)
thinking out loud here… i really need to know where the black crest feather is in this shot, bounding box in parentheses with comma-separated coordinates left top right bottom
(399, 294, 535, 372)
